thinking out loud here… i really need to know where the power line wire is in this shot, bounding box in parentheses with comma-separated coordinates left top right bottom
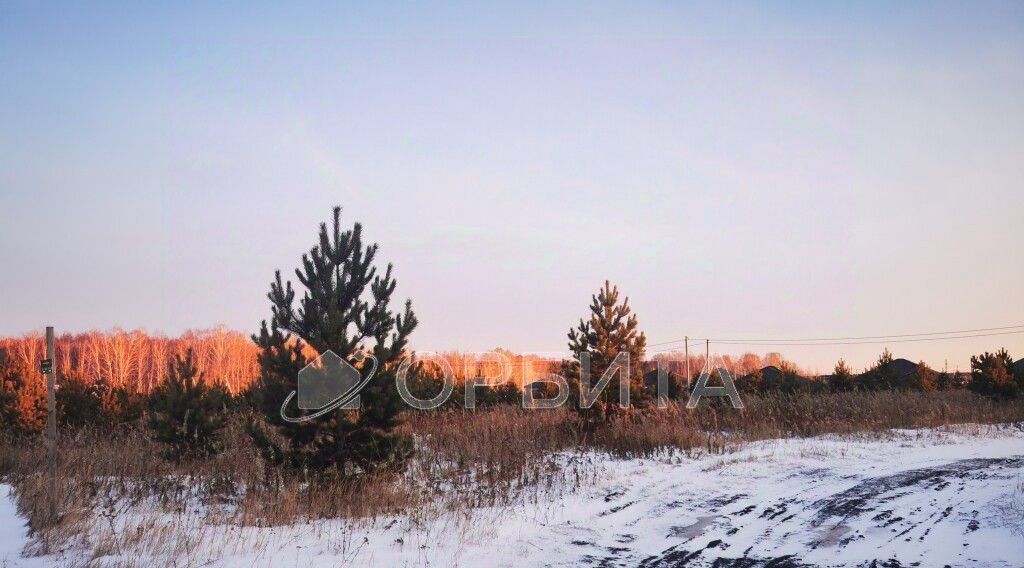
(648, 337, 706, 347)
(649, 329, 1024, 352)
(648, 324, 1024, 348)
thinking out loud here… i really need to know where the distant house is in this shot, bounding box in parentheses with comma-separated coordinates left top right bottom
(642, 369, 657, 389)
(734, 365, 822, 393)
(642, 369, 683, 398)
(523, 381, 552, 398)
(1015, 359, 1024, 376)
(760, 365, 784, 384)
(643, 369, 683, 389)
(891, 358, 919, 381)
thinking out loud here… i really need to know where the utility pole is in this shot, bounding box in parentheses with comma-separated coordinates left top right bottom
(684, 336, 689, 387)
(44, 326, 56, 524)
(706, 339, 710, 366)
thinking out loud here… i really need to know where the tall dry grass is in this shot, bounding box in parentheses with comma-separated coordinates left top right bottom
(1, 389, 1023, 563)
(596, 389, 1024, 457)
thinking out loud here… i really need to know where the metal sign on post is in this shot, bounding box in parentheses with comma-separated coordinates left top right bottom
(40, 358, 53, 375)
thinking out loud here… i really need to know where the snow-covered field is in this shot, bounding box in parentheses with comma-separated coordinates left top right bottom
(3, 425, 1023, 567)
(1, 484, 32, 568)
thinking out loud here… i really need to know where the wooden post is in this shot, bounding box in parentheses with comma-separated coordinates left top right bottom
(45, 325, 56, 524)
(684, 336, 689, 387)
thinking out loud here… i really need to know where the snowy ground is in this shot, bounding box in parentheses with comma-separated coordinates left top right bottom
(2, 425, 1023, 567)
(1, 484, 32, 568)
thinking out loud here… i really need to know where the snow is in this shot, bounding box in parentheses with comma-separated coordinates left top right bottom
(3, 425, 1023, 567)
(0, 485, 34, 568)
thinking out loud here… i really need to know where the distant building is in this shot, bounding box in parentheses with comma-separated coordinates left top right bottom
(890, 358, 919, 382)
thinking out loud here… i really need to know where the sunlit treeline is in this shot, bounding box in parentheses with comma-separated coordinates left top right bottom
(415, 350, 561, 387)
(0, 328, 260, 393)
(0, 332, 573, 394)
(0, 333, 570, 393)
(419, 350, 803, 386)
(0, 330, 805, 394)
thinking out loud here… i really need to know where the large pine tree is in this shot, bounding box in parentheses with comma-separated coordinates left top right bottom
(564, 281, 648, 424)
(249, 207, 417, 475)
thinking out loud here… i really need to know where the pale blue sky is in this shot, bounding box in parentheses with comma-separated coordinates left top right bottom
(1, 1, 1022, 371)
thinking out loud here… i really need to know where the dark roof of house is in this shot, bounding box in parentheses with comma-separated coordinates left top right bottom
(891, 358, 919, 377)
(760, 366, 784, 381)
(643, 369, 657, 387)
(1014, 359, 1024, 375)
(642, 369, 679, 387)
(523, 381, 549, 393)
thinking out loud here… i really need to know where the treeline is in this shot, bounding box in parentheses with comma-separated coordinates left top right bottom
(0, 328, 259, 394)
(0, 345, 237, 461)
(729, 348, 1024, 400)
(0, 329, 809, 395)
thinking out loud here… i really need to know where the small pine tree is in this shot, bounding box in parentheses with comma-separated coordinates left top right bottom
(736, 368, 765, 394)
(828, 359, 855, 392)
(968, 349, 1018, 399)
(778, 366, 814, 394)
(468, 382, 522, 408)
(148, 349, 230, 461)
(99, 385, 146, 428)
(249, 207, 417, 475)
(396, 359, 452, 408)
(0, 353, 46, 436)
(57, 373, 144, 431)
(859, 349, 898, 391)
(563, 281, 648, 424)
(56, 371, 104, 430)
(0, 350, 24, 437)
(647, 369, 684, 400)
(912, 361, 938, 392)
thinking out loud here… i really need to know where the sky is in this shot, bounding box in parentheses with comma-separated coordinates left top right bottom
(1, 1, 1022, 372)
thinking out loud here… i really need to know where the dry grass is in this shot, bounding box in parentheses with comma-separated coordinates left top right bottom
(1, 389, 1023, 565)
(594, 389, 1024, 458)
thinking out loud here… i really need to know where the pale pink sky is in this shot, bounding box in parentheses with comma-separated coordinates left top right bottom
(1, 2, 1022, 371)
